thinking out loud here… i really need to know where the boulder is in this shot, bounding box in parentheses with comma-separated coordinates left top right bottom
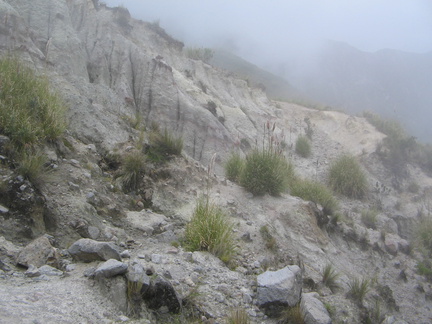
(143, 276, 181, 313)
(257, 265, 303, 317)
(300, 292, 332, 324)
(68, 238, 121, 262)
(16, 236, 61, 268)
(94, 259, 128, 278)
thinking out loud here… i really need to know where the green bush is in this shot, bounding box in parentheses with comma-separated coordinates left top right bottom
(0, 56, 66, 148)
(147, 128, 183, 163)
(115, 151, 146, 191)
(295, 135, 311, 158)
(225, 152, 244, 182)
(240, 148, 294, 196)
(328, 154, 367, 199)
(290, 178, 338, 215)
(417, 260, 432, 281)
(361, 209, 378, 229)
(184, 197, 235, 264)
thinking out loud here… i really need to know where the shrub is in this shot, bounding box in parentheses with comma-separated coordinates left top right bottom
(348, 278, 370, 304)
(225, 152, 244, 183)
(184, 197, 236, 264)
(226, 308, 250, 324)
(295, 135, 311, 158)
(147, 128, 183, 163)
(240, 148, 294, 196)
(290, 178, 338, 215)
(322, 264, 340, 292)
(361, 209, 378, 229)
(0, 56, 66, 148)
(328, 154, 367, 199)
(115, 151, 146, 191)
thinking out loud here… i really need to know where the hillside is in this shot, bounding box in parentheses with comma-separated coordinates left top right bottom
(210, 49, 302, 102)
(0, 1, 432, 323)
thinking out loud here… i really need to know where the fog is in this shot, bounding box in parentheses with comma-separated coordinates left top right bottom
(104, 0, 432, 72)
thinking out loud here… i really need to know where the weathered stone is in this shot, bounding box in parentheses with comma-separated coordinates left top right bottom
(94, 259, 128, 278)
(384, 234, 399, 255)
(25, 264, 40, 277)
(87, 226, 100, 240)
(68, 238, 121, 262)
(257, 265, 302, 317)
(300, 292, 331, 324)
(16, 236, 61, 268)
(143, 276, 181, 313)
(39, 265, 63, 276)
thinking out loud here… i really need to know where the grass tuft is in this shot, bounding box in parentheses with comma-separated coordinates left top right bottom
(361, 209, 378, 229)
(348, 277, 370, 304)
(290, 178, 338, 215)
(224, 152, 244, 183)
(147, 128, 183, 163)
(328, 154, 368, 199)
(0, 56, 66, 148)
(114, 151, 146, 192)
(240, 148, 294, 196)
(17, 149, 48, 185)
(279, 303, 305, 324)
(322, 264, 340, 292)
(295, 135, 311, 158)
(184, 197, 236, 264)
(226, 308, 250, 324)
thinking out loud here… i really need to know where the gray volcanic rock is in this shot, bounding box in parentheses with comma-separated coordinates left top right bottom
(16, 236, 61, 268)
(257, 265, 302, 316)
(68, 238, 121, 262)
(94, 259, 128, 278)
(300, 292, 332, 324)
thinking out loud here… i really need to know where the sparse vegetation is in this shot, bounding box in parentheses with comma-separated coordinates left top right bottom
(184, 197, 236, 264)
(0, 56, 66, 148)
(416, 260, 432, 281)
(322, 264, 340, 292)
(226, 308, 250, 324)
(328, 154, 368, 199)
(295, 135, 311, 158)
(147, 128, 183, 163)
(361, 209, 378, 229)
(290, 178, 338, 215)
(225, 152, 244, 182)
(347, 278, 370, 304)
(114, 151, 146, 191)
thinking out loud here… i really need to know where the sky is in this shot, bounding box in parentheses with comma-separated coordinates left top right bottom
(104, 0, 432, 72)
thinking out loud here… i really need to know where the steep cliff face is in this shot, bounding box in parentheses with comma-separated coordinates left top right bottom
(1, 0, 277, 170)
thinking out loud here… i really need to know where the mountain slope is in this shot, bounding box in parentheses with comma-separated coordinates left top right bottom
(291, 41, 432, 141)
